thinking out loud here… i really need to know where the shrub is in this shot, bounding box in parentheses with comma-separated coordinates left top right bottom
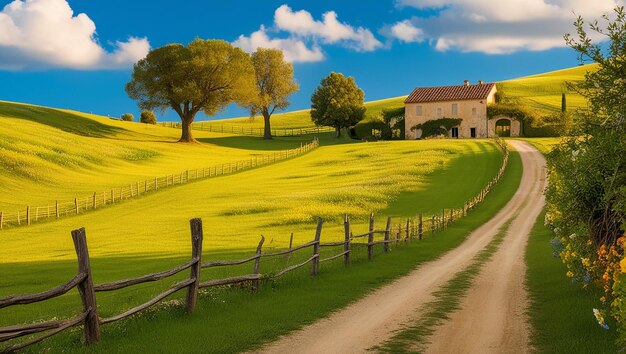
(410, 118, 462, 139)
(140, 110, 157, 125)
(121, 113, 134, 122)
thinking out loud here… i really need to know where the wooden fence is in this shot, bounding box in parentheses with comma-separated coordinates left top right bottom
(0, 139, 319, 230)
(158, 121, 335, 137)
(0, 138, 508, 352)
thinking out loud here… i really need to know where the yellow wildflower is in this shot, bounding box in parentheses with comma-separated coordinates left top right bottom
(621, 257, 626, 274)
(566, 271, 574, 278)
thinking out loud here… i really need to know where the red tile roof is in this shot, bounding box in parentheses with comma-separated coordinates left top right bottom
(404, 82, 496, 103)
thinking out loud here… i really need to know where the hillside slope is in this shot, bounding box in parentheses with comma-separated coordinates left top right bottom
(0, 101, 319, 208)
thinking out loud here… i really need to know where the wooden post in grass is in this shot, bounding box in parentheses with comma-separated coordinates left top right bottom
(368, 213, 375, 260)
(289, 233, 294, 250)
(252, 236, 264, 291)
(405, 218, 410, 244)
(0, 211, 3, 230)
(26, 206, 30, 225)
(93, 193, 97, 209)
(111, 189, 114, 203)
(418, 213, 423, 240)
(343, 214, 351, 266)
(311, 218, 323, 276)
(186, 218, 203, 314)
(71, 227, 100, 344)
(384, 216, 391, 253)
(186, 170, 189, 183)
(74, 198, 79, 214)
(56, 200, 59, 218)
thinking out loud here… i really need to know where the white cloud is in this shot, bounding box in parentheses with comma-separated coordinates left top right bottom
(233, 25, 324, 63)
(234, 4, 383, 62)
(394, 0, 623, 54)
(274, 5, 382, 51)
(390, 20, 424, 43)
(0, 0, 150, 70)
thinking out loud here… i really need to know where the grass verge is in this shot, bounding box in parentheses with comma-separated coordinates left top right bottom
(13, 150, 522, 353)
(525, 210, 618, 353)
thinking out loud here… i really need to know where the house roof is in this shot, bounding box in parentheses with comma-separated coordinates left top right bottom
(404, 82, 496, 104)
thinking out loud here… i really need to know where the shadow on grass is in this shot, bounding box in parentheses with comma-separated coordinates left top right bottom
(0, 101, 129, 138)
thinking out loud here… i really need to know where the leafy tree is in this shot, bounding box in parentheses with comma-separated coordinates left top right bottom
(248, 48, 299, 140)
(310, 72, 365, 137)
(121, 113, 134, 122)
(140, 110, 157, 125)
(126, 39, 256, 142)
(545, 7, 626, 341)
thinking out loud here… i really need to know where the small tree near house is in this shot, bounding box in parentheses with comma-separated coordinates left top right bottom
(126, 39, 257, 142)
(310, 72, 365, 138)
(248, 48, 299, 140)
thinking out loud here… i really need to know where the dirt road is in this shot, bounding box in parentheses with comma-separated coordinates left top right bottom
(254, 140, 546, 354)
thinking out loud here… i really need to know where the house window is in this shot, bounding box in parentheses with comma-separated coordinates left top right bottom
(451, 104, 458, 117)
(437, 107, 443, 117)
(416, 105, 422, 116)
(472, 107, 477, 116)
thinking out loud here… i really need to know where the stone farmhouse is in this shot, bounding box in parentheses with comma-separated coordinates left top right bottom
(404, 81, 520, 139)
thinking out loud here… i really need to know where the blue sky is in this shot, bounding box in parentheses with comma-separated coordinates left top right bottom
(0, 0, 620, 121)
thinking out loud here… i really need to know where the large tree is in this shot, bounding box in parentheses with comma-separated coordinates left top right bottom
(310, 72, 366, 138)
(126, 39, 256, 142)
(248, 48, 299, 140)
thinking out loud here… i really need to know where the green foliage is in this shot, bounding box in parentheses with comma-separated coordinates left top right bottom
(126, 39, 257, 142)
(140, 110, 157, 125)
(310, 72, 366, 137)
(248, 48, 299, 139)
(561, 93, 567, 113)
(546, 6, 626, 344)
(410, 118, 462, 139)
(486, 103, 532, 122)
(121, 113, 134, 122)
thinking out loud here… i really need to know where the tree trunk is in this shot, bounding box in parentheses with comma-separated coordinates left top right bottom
(335, 126, 341, 138)
(263, 110, 272, 140)
(179, 119, 195, 142)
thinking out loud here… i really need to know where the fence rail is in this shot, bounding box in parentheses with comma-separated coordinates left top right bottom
(0, 138, 508, 353)
(158, 121, 335, 137)
(0, 139, 319, 231)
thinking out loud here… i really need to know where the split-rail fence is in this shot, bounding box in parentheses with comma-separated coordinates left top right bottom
(158, 122, 335, 137)
(0, 139, 508, 353)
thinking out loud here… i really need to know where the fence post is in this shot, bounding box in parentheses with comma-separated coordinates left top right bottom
(0, 211, 3, 230)
(289, 232, 294, 250)
(93, 193, 97, 209)
(405, 218, 410, 243)
(384, 216, 391, 253)
(311, 218, 323, 276)
(56, 200, 59, 218)
(186, 218, 203, 314)
(75, 198, 79, 214)
(418, 213, 423, 240)
(26, 206, 30, 225)
(71, 228, 100, 344)
(343, 214, 351, 267)
(368, 213, 375, 260)
(252, 236, 265, 291)
(186, 170, 189, 183)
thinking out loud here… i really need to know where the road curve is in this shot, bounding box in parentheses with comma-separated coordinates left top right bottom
(253, 140, 546, 354)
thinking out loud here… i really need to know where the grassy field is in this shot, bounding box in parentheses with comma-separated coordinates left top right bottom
(513, 137, 562, 154)
(3, 146, 522, 354)
(525, 210, 618, 353)
(0, 101, 329, 209)
(499, 64, 596, 113)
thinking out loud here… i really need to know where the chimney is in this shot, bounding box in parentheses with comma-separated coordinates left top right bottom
(464, 80, 469, 86)
(478, 80, 484, 85)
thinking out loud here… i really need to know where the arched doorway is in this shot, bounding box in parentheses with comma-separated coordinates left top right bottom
(495, 119, 511, 137)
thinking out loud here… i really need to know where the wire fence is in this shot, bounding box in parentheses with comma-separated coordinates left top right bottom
(0, 139, 320, 230)
(158, 121, 335, 137)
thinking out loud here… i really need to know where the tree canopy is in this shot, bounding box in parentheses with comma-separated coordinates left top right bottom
(140, 110, 157, 125)
(310, 72, 365, 137)
(248, 48, 299, 139)
(126, 39, 256, 142)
